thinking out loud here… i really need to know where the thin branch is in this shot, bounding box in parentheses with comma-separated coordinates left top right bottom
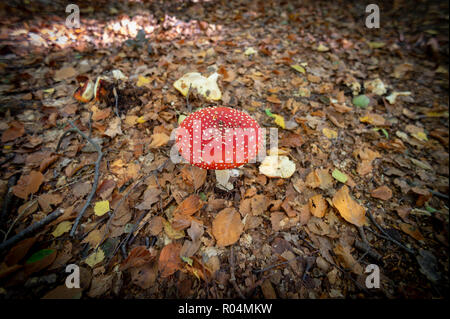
(253, 255, 303, 274)
(0, 209, 63, 252)
(366, 210, 415, 255)
(57, 120, 103, 237)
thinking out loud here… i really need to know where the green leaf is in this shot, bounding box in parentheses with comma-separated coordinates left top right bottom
(199, 192, 207, 201)
(425, 206, 437, 213)
(368, 42, 385, 49)
(332, 169, 348, 183)
(26, 249, 55, 264)
(181, 256, 193, 266)
(373, 127, 389, 139)
(353, 95, 370, 108)
(265, 108, 274, 117)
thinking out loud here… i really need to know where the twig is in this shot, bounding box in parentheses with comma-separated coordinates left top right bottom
(0, 209, 63, 252)
(253, 255, 303, 274)
(229, 245, 245, 299)
(354, 240, 382, 261)
(366, 210, 415, 254)
(429, 189, 449, 200)
(57, 120, 103, 237)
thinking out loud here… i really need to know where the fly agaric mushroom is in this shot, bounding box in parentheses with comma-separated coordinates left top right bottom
(175, 107, 263, 189)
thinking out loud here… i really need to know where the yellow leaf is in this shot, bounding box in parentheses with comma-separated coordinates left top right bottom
(411, 131, 428, 141)
(85, 249, 105, 268)
(137, 75, 151, 87)
(164, 220, 185, 240)
(291, 64, 305, 74)
(272, 114, 285, 129)
(317, 44, 330, 52)
(52, 221, 72, 237)
(173, 72, 221, 101)
(244, 47, 257, 55)
(94, 200, 110, 216)
(332, 185, 367, 227)
(322, 128, 338, 139)
(136, 116, 146, 124)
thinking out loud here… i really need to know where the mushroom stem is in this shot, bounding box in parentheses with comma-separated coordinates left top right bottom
(215, 169, 233, 191)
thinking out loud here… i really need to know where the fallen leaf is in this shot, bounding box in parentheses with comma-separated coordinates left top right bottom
(322, 127, 338, 139)
(371, 185, 393, 200)
(25, 248, 57, 275)
(54, 66, 76, 82)
(291, 64, 305, 74)
(94, 200, 110, 216)
(42, 285, 82, 299)
(1, 121, 25, 142)
(136, 187, 161, 210)
(309, 194, 327, 218)
(353, 95, 370, 108)
(173, 195, 203, 216)
(212, 208, 243, 247)
(400, 223, 425, 241)
(12, 171, 44, 199)
(120, 246, 155, 271)
(332, 169, 348, 183)
(5, 237, 37, 266)
(104, 117, 122, 138)
(149, 132, 170, 148)
(332, 185, 366, 227)
(85, 249, 105, 268)
(159, 243, 182, 277)
(334, 244, 363, 275)
(52, 221, 72, 237)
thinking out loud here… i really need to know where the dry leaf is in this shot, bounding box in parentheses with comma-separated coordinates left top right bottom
(1, 121, 25, 142)
(309, 194, 327, 218)
(159, 243, 182, 277)
(12, 171, 44, 199)
(371, 185, 393, 201)
(149, 132, 170, 148)
(173, 195, 203, 216)
(332, 185, 366, 227)
(120, 246, 156, 271)
(212, 208, 243, 247)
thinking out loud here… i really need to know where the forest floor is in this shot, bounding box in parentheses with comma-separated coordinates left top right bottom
(0, 0, 448, 299)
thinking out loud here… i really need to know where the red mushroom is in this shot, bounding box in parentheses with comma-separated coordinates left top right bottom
(175, 107, 263, 188)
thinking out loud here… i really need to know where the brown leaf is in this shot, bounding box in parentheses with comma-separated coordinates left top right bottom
(212, 208, 243, 247)
(5, 237, 37, 266)
(334, 244, 363, 275)
(136, 187, 162, 210)
(173, 195, 203, 216)
(12, 171, 44, 200)
(1, 121, 25, 142)
(38, 193, 63, 213)
(371, 185, 393, 201)
(54, 66, 76, 81)
(149, 132, 169, 148)
(120, 246, 156, 271)
(96, 179, 116, 200)
(309, 194, 327, 218)
(399, 223, 425, 241)
(332, 185, 366, 227)
(261, 279, 277, 299)
(72, 181, 91, 198)
(146, 216, 164, 236)
(181, 166, 207, 191)
(270, 211, 290, 231)
(39, 155, 59, 172)
(159, 242, 182, 278)
(87, 274, 114, 298)
(130, 262, 158, 289)
(24, 249, 57, 276)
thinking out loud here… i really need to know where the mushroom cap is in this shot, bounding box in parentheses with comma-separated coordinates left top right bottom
(176, 107, 262, 170)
